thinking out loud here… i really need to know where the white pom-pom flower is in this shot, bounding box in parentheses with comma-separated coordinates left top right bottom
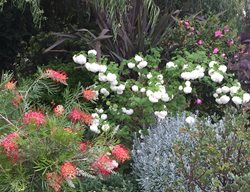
(166, 61, 176, 68)
(185, 116, 196, 125)
(232, 96, 242, 105)
(218, 65, 227, 73)
(134, 55, 143, 62)
(132, 85, 139, 92)
(73, 54, 87, 65)
(243, 93, 250, 103)
(137, 61, 148, 69)
(210, 72, 224, 83)
(88, 49, 97, 55)
(183, 86, 192, 94)
(106, 73, 117, 82)
(101, 114, 107, 120)
(127, 62, 135, 69)
(154, 111, 168, 119)
(219, 95, 230, 104)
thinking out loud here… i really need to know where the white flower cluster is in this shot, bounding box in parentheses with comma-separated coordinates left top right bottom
(208, 61, 227, 83)
(180, 65, 205, 80)
(90, 109, 110, 133)
(154, 110, 168, 119)
(73, 50, 107, 73)
(166, 61, 177, 68)
(179, 80, 192, 94)
(146, 85, 170, 103)
(127, 54, 148, 69)
(213, 83, 250, 105)
(121, 107, 134, 115)
(185, 116, 196, 125)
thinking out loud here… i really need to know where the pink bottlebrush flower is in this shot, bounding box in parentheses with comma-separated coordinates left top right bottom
(44, 69, 68, 85)
(53, 105, 65, 117)
(224, 26, 230, 33)
(4, 80, 16, 90)
(68, 108, 82, 122)
(91, 154, 118, 176)
(195, 98, 203, 105)
(60, 162, 77, 179)
(215, 30, 223, 38)
(227, 39, 234, 46)
(46, 172, 63, 192)
(82, 89, 97, 101)
(23, 111, 46, 126)
(0, 132, 20, 161)
(68, 108, 93, 125)
(11, 92, 23, 108)
(111, 144, 130, 163)
(213, 48, 219, 54)
(79, 141, 89, 153)
(197, 40, 203, 45)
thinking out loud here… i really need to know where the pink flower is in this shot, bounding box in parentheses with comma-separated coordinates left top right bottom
(23, 111, 46, 126)
(112, 144, 130, 163)
(195, 98, 203, 105)
(213, 48, 219, 54)
(60, 162, 77, 179)
(215, 30, 223, 38)
(91, 154, 118, 176)
(0, 132, 20, 161)
(227, 39, 234, 46)
(44, 69, 68, 85)
(197, 40, 203, 45)
(224, 26, 230, 33)
(46, 172, 63, 192)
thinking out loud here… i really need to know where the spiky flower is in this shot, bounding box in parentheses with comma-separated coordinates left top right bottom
(11, 91, 23, 108)
(44, 69, 68, 85)
(53, 105, 65, 117)
(112, 144, 130, 163)
(68, 108, 93, 125)
(22, 111, 46, 126)
(4, 80, 16, 90)
(82, 89, 97, 101)
(0, 132, 20, 161)
(46, 172, 63, 192)
(91, 154, 118, 176)
(60, 162, 77, 179)
(79, 141, 89, 153)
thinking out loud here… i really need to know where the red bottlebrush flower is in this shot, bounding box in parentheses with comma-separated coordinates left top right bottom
(111, 144, 130, 163)
(4, 80, 16, 90)
(23, 111, 46, 126)
(60, 162, 77, 179)
(68, 108, 93, 125)
(91, 154, 118, 176)
(44, 69, 68, 85)
(82, 89, 97, 101)
(68, 108, 82, 122)
(53, 105, 65, 117)
(0, 132, 20, 161)
(46, 172, 63, 192)
(79, 141, 89, 153)
(81, 112, 93, 125)
(11, 92, 23, 108)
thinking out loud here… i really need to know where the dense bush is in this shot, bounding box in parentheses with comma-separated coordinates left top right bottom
(132, 109, 250, 191)
(132, 114, 193, 191)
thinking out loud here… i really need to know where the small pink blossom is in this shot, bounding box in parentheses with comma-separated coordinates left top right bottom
(213, 48, 219, 54)
(221, 53, 226, 58)
(224, 26, 230, 33)
(227, 39, 234, 46)
(197, 40, 203, 45)
(195, 98, 203, 105)
(215, 30, 223, 38)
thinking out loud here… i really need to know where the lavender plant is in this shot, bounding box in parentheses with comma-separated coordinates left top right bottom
(132, 114, 194, 192)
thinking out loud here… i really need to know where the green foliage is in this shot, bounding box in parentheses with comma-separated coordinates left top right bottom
(0, 0, 44, 27)
(174, 108, 250, 191)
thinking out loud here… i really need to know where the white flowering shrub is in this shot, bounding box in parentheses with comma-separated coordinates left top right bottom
(72, 48, 250, 137)
(132, 114, 194, 192)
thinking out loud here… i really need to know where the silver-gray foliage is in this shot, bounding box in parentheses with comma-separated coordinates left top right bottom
(132, 114, 193, 192)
